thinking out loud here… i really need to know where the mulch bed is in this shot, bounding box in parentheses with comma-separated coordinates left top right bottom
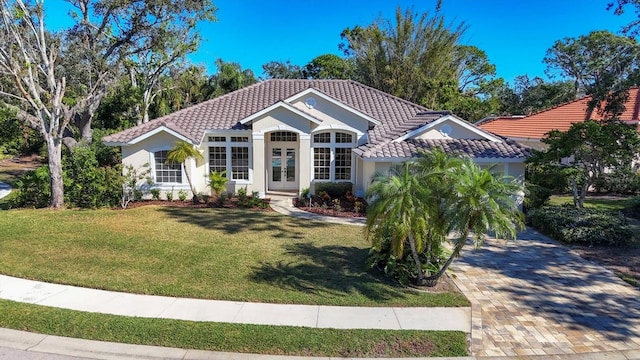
(293, 196, 367, 218)
(570, 245, 640, 287)
(124, 197, 275, 212)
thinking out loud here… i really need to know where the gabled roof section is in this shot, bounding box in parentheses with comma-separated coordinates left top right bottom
(102, 79, 429, 145)
(392, 113, 502, 143)
(239, 101, 323, 125)
(285, 88, 381, 126)
(102, 121, 194, 146)
(353, 138, 530, 162)
(477, 88, 640, 139)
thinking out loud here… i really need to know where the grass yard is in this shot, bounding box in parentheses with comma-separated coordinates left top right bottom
(549, 195, 636, 211)
(0, 206, 468, 307)
(0, 299, 468, 357)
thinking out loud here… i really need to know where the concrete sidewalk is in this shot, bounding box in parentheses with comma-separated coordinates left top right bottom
(268, 195, 366, 226)
(0, 275, 470, 332)
(0, 182, 10, 200)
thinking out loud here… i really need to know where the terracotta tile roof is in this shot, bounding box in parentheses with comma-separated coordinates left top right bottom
(103, 79, 429, 145)
(103, 79, 528, 161)
(353, 138, 530, 160)
(477, 88, 640, 139)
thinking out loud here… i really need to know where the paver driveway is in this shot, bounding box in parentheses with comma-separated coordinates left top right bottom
(451, 228, 640, 357)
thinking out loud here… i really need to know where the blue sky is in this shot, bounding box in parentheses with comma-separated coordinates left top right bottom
(46, 0, 637, 85)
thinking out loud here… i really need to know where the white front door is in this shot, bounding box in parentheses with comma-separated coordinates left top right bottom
(269, 146, 297, 190)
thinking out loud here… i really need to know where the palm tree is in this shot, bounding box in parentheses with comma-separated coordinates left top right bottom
(424, 157, 524, 285)
(166, 140, 204, 202)
(365, 149, 524, 286)
(365, 162, 431, 285)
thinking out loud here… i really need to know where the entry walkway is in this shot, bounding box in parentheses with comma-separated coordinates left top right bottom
(268, 194, 366, 226)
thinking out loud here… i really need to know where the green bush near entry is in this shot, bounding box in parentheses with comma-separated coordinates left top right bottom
(527, 205, 633, 246)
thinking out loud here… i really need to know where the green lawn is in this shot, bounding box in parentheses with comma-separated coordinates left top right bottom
(549, 195, 636, 211)
(0, 299, 467, 357)
(0, 206, 468, 307)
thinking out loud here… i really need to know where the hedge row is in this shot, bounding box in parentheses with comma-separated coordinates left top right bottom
(526, 205, 633, 246)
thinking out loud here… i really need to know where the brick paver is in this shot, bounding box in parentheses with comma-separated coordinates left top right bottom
(451, 228, 640, 357)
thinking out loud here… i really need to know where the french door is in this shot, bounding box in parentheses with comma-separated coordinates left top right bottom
(269, 146, 297, 190)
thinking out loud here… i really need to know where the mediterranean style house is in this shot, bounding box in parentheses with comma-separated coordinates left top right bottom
(103, 79, 529, 198)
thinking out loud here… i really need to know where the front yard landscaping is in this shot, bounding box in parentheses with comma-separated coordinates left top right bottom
(534, 195, 640, 287)
(0, 158, 470, 356)
(0, 206, 468, 307)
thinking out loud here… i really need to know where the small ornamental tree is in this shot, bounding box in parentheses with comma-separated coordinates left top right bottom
(538, 119, 640, 208)
(166, 140, 203, 202)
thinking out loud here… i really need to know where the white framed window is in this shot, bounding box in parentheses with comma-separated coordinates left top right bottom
(311, 131, 355, 182)
(206, 134, 252, 182)
(231, 146, 249, 180)
(314, 147, 331, 180)
(208, 146, 226, 174)
(271, 131, 297, 142)
(151, 150, 184, 185)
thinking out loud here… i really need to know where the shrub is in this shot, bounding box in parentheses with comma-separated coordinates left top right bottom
(215, 191, 229, 207)
(366, 225, 448, 285)
(178, 189, 188, 202)
(150, 189, 161, 201)
(165, 190, 174, 202)
(12, 146, 123, 209)
(11, 165, 51, 208)
(623, 197, 640, 219)
(208, 171, 227, 196)
(121, 164, 151, 209)
(525, 162, 568, 193)
(249, 191, 261, 207)
(300, 187, 310, 200)
(594, 169, 640, 194)
(523, 182, 551, 211)
(314, 182, 353, 198)
(527, 205, 633, 246)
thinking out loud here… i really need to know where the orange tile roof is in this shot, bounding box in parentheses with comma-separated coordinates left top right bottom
(477, 88, 640, 139)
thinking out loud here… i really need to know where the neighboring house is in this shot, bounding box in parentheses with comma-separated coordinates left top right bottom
(103, 79, 529, 198)
(476, 88, 640, 150)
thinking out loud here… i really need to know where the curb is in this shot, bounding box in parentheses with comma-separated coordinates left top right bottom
(0, 328, 475, 360)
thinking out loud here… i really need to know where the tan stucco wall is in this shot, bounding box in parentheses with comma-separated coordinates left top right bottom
(121, 131, 205, 199)
(290, 97, 370, 136)
(416, 119, 486, 140)
(252, 108, 314, 135)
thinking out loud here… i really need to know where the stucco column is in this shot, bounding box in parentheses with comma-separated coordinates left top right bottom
(253, 134, 266, 197)
(299, 135, 311, 194)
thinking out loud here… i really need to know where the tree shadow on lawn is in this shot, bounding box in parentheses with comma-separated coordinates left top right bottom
(159, 207, 330, 239)
(250, 242, 412, 303)
(458, 230, 640, 341)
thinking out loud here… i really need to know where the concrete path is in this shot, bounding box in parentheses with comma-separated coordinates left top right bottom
(451, 228, 640, 357)
(268, 195, 366, 226)
(0, 182, 10, 200)
(0, 274, 470, 332)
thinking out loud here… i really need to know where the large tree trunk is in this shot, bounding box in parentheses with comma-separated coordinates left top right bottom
(46, 136, 64, 209)
(75, 110, 93, 144)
